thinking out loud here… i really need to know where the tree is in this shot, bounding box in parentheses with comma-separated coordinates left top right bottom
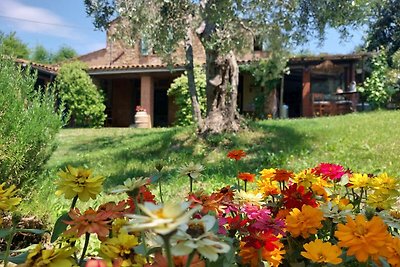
(365, 0, 400, 66)
(0, 31, 29, 59)
(55, 61, 106, 127)
(53, 45, 77, 63)
(84, 0, 370, 134)
(31, 44, 52, 63)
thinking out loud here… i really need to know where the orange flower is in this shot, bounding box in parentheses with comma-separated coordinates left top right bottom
(238, 172, 255, 182)
(286, 205, 324, 238)
(239, 240, 285, 267)
(97, 200, 128, 219)
(227, 149, 246, 161)
(64, 208, 111, 239)
(335, 215, 391, 262)
(273, 169, 293, 182)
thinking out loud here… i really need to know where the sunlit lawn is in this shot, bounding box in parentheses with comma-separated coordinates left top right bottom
(23, 110, 400, 222)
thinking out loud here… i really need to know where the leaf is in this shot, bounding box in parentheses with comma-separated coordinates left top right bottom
(0, 228, 13, 238)
(1, 252, 29, 264)
(50, 212, 71, 242)
(16, 229, 48, 235)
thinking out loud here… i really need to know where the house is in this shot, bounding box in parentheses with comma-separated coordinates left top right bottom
(17, 21, 369, 127)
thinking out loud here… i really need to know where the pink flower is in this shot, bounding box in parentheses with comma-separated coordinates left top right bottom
(314, 163, 346, 181)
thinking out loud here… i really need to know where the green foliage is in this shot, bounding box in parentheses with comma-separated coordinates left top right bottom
(31, 45, 52, 64)
(365, 0, 400, 66)
(168, 67, 207, 126)
(358, 49, 399, 108)
(55, 61, 106, 127)
(52, 46, 77, 63)
(0, 31, 29, 59)
(0, 58, 63, 187)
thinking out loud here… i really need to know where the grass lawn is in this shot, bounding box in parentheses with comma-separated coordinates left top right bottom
(23, 110, 400, 222)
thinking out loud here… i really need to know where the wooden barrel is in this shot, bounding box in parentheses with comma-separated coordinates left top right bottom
(134, 111, 150, 128)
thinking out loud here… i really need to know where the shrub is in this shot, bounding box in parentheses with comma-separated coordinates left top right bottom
(55, 61, 106, 127)
(167, 67, 206, 126)
(0, 58, 63, 186)
(358, 49, 399, 108)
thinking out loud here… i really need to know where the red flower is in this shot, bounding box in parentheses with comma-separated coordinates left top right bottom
(64, 208, 111, 239)
(227, 149, 246, 161)
(238, 172, 256, 182)
(273, 169, 293, 182)
(314, 163, 346, 181)
(126, 185, 156, 213)
(282, 184, 317, 210)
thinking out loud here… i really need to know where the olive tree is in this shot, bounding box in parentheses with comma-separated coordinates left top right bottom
(85, 0, 371, 134)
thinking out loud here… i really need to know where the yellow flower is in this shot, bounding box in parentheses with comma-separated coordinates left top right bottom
(25, 244, 76, 267)
(100, 230, 145, 267)
(293, 169, 319, 189)
(335, 215, 391, 262)
(239, 240, 285, 267)
(124, 201, 201, 235)
(286, 205, 324, 238)
(349, 173, 370, 189)
(55, 165, 105, 201)
(332, 196, 353, 211)
(257, 170, 280, 196)
(301, 239, 342, 265)
(234, 190, 265, 206)
(0, 183, 21, 211)
(371, 172, 399, 196)
(367, 191, 397, 210)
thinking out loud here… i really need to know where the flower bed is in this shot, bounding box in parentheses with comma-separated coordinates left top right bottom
(1, 151, 399, 266)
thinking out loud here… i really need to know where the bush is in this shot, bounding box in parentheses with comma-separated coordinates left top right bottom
(168, 67, 206, 126)
(0, 58, 63, 186)
(55, 61, 106, 127)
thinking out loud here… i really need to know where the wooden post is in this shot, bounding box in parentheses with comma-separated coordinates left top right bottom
(140, 76, 154, 128)
(302, 68, 312, 117)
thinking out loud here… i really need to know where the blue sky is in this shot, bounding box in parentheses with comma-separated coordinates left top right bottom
(0, 0, 366, 56)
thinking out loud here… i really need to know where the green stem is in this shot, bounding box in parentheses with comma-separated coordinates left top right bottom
(162, 234, 175, 267)
(159, 180, 164, 203)
(70, 195, 78, 210)
(244, 180, 247, 192)
(78, 233, 90, 266)
(237, 178, 240, 190)
(185, 251, 196, 267)
(3, 224, 17, 267)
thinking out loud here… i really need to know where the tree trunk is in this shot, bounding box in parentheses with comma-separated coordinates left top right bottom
(200, 49, 243, 134)
(185, 14, 203, 130)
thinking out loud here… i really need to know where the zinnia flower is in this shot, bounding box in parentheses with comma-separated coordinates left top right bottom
(227, 149, 246, 161)
(313, 163, 346, 181)
(335, 215, 391, 262)
(385, 236, 400, 266)
(239, 240, 285, 267)
(301, 239, 343, 264)
(100, 230, 146, 267)
(86, 258, 107, 267)
(0, 183, 21, 211)
(55, 165, 105, 201)
(234, 190, 265, 206)
(124, 201, 201, 235)
(109, 177, 150, 195)
(179, 163, 204, 179)
(64, 208, 111, 239)
(286, 205, 324, 238)
(349, 173, 370, 189)
(25, 244, 75, 267)
(238, 172, 255, 182)
(272, 169, 293, 182)
(282, 184, 317, 210)
(171, 215, 230, 262)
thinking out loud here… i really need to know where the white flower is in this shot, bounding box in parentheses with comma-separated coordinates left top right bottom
(109, 177, 149, 194)
(124, 201, 201, 235)
(171, 215, 231, 262)
(234, 190, 265, 206)
(179, 163, 204, 179)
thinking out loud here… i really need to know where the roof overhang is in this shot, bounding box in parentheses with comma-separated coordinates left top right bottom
(88, 66, 186, 75)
